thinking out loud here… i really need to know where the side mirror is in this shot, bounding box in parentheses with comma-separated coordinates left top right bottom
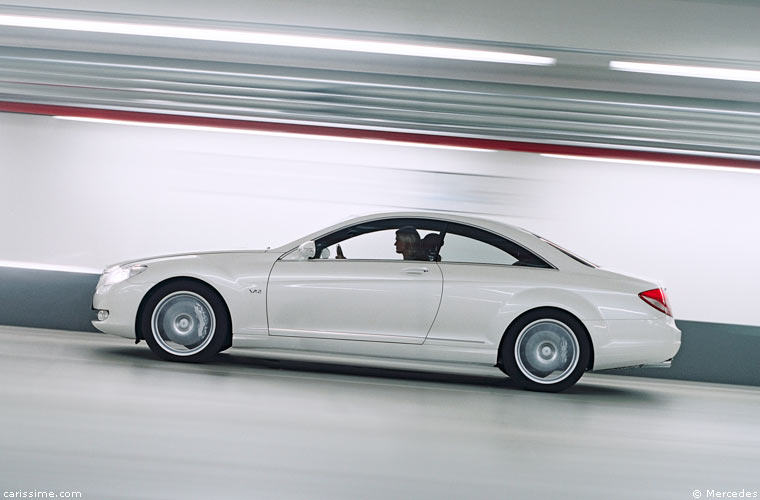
(297, 240, 316, 260)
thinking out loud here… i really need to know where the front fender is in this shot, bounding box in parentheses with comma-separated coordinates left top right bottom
(125, 251, 281, 336)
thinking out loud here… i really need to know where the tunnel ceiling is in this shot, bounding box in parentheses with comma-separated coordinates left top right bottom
(2, 5, 760, 164)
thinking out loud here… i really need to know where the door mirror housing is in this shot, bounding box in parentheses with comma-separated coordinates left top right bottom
(297, 240, 317, 260)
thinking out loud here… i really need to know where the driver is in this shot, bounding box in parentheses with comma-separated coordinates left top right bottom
(394, 226, 426, 261)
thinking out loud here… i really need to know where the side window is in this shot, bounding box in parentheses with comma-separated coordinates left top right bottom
(310, 218, 446, 262)
(324, 229, 436, 261)
(438, 233, 517, 265)
(438, 223, 551, 268)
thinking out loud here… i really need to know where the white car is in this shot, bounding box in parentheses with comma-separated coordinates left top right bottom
(92, 212, 681, 392)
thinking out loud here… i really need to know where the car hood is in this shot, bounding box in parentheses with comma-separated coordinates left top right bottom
(104, 249, 273, 271)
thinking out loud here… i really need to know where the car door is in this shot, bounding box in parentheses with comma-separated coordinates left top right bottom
(267, 218, 445, 344)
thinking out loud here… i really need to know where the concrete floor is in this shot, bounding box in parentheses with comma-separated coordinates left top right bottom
(1, 326, 759, 500)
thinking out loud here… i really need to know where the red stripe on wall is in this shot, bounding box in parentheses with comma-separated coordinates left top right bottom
(2, 100, 759, 170)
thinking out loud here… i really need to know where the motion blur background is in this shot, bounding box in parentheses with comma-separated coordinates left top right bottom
(1, 0, 759, 384)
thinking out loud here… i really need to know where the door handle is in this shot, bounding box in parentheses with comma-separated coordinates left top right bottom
(403, 267, 429, 275)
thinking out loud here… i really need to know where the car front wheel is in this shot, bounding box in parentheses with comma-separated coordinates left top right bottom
(501, 309, 590, 392)
(140, 280, 230, 362)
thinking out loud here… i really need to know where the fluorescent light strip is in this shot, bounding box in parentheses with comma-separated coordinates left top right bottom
(0, 260, 102, 274)
(0, 14, 555, 66)
(542, 154, 760, 175)
(54, 116, 496, 151)
(610, 61, 760, 83)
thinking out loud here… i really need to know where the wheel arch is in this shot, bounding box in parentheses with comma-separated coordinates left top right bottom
(134, 276, 233, 347)
(496, 306, 595, 371)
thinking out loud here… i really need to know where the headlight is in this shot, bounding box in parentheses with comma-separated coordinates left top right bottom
(98, 264, 148, 288)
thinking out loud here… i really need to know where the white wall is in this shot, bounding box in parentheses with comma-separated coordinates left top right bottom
(2, 112, 759, 326)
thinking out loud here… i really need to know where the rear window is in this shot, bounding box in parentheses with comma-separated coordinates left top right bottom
(538, 237, 597, 268)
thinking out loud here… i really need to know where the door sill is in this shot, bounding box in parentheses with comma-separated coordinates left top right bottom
(269, 328, 424, 344)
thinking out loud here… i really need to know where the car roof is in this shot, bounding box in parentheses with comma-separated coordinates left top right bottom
(275, 211, 518, 245)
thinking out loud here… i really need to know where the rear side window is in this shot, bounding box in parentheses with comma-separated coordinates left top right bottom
(438, 223, 552, 268)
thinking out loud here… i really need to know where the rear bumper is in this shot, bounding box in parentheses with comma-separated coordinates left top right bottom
(587, 315, 681, 371)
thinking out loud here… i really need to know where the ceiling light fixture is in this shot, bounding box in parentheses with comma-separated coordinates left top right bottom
(610, 61, 760, 83)
(0, 14, 555, 66)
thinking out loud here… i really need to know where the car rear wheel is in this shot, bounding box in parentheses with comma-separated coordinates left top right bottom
(501, 309, 590, 392)
(140, 280, 230, 362)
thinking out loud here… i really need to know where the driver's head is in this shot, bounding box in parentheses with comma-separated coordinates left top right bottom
(395, 226, 421, 254)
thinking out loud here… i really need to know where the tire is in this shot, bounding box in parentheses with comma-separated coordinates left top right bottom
(500, 309, 590, 393)
(140, 279, 230, 363)
(218, 337, 233, 353)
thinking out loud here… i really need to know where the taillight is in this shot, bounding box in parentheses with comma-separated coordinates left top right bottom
(639, 288, 672, 317)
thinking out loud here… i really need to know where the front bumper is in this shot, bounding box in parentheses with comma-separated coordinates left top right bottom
(91, 280, 149, 339)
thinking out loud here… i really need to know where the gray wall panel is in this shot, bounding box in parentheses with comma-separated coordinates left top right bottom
(607, 320, 760, 386)
(0, 267, 99, 332)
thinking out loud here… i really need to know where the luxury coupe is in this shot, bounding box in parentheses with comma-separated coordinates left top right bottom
(92, 212, 681, 392)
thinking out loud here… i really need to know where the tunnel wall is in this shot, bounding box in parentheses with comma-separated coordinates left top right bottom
(2, 112, 758, 385)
